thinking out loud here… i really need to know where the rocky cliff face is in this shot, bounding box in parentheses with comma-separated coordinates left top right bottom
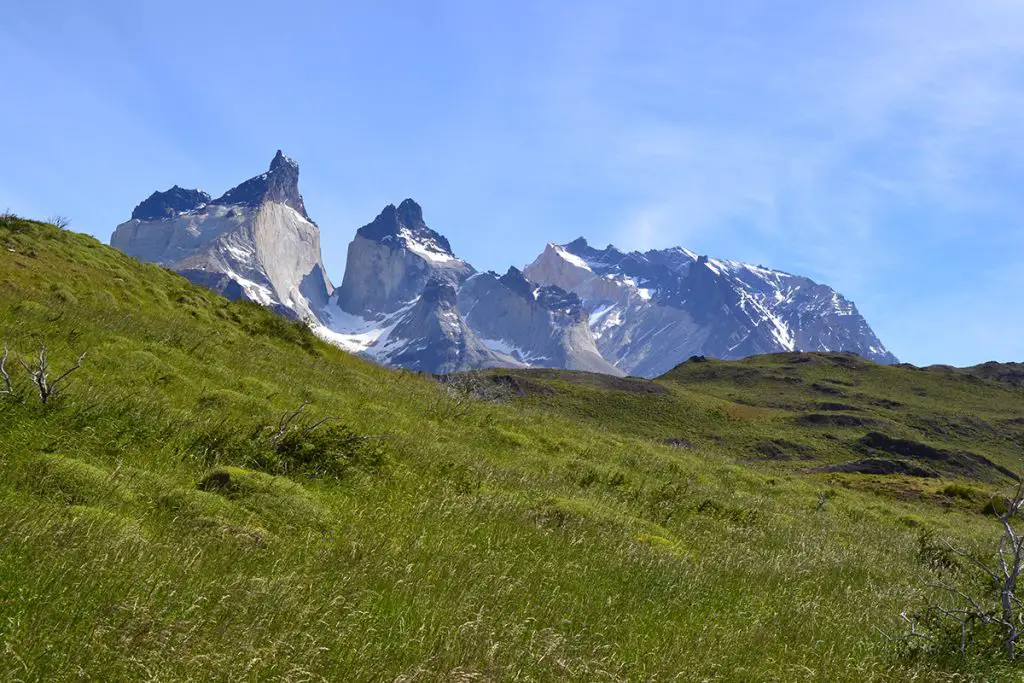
(111, 151, 332, 320)
(383, 277, 513, 373)
(324, 200, 612, 373)
(458, 267, 622, 375)
(524, 238, 897, 377)
(335, 199, 472, 317)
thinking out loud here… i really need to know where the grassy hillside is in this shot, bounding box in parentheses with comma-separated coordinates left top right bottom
(1, 215, 1023, 680)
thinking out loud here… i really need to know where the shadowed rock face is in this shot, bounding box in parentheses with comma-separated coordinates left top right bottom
(458, 268, 623, 375)
(111, 151, 332, 321)
(131, 186, 211, 220)
(383, 277, 511, 373)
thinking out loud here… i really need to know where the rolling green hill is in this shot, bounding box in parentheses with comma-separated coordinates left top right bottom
(1, 215, 1023, 681)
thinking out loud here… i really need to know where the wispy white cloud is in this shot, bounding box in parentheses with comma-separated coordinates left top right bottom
(531, 0, 1024, 257)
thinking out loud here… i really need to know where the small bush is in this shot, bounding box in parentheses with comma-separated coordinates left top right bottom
(184, 412, 387, 481)
(916, 528, 961, 572)
(46, 215, 71, 229)
(249, 423, 387, 479)
(695, 497, 759, 526)
(941, 483, 980, 501)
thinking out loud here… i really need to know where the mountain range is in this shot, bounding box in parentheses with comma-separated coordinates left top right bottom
(111, 151, 897, 376)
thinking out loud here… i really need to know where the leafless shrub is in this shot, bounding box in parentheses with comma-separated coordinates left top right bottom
(265, 400, 337, 445)
(18, 344, 86, 405)
(47, 215, 71, 230)
(888, 479, 1024, 660)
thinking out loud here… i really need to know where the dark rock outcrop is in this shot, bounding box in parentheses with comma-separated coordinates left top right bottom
(131, 186, 211, 220)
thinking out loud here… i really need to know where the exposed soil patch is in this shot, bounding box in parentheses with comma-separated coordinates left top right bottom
(858, 432, 1018, 482)
(781, 352, 867, 369)
(797, 413, 879, 428)
(732, 396, 799, 410)
(812, 458, 938, 478)
(488, 374, 554, 397)
(199, 469, 236, 492)
(436, 373, 554, 398)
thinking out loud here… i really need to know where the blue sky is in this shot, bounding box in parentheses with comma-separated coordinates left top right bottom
(2, 1, 1022, 366)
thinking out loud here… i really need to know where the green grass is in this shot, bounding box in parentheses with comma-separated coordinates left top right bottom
(1, 215, 1023, 680)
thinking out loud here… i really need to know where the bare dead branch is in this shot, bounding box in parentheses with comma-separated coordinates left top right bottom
(270, 401, 309, 443)
(18, 344, 86, 404)
(49, 352, 85, 392)
(907, 477, 1024, 660)
(0, 343, 12, 395)
(301, 415, 337, 435)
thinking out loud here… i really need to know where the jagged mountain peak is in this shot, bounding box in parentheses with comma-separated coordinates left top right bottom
(269, 149, 298, 172)
(131, 186, 211, 220)
(113, 151, 330, 322)
(498, 266, 534, 299)
(525, 236, 897, 374)
(356, 200, 457, 262)
(211, 150, 308, 218)
(397, 198, 425, 226)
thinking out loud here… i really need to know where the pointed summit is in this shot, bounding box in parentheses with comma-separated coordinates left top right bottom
(499, 266, 534, 299)
(113, 150, 331, 324)
(397, 198, 424, 226)
(356, 199, 454, 257)
(211, 150, 307, 218)
(269, 149, 298, 172)
(565, 237, 589, 252)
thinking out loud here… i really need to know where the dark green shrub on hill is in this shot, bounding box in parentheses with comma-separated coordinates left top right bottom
(184, 414, 387, 480)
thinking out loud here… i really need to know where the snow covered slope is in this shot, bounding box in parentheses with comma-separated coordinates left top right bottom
(524, 238, 897, 377)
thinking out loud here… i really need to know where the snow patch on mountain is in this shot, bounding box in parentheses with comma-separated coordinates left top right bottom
(396, 227, 459, 264)
(552, 244, 592, 271)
